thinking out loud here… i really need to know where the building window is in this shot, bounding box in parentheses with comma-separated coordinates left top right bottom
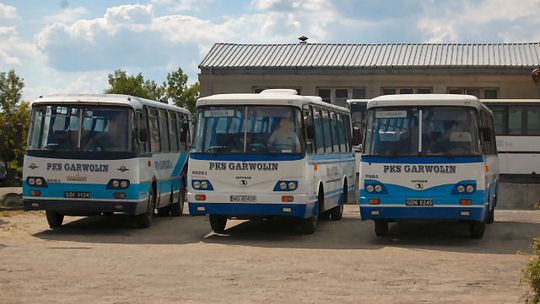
(447, 87, 499, 99)
(381, 87, 432, 95)
(317, 87, 366, 106)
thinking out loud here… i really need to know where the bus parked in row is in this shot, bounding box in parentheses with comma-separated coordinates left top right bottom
(188, 89, 356, 234)
(482, 99, 540, 179)
(349, 98, 539, 180)
(23, 94, 192, 229)
(359, 94, 498, 238)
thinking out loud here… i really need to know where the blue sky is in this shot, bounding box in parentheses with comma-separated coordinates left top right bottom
(1, 0, 540, 100)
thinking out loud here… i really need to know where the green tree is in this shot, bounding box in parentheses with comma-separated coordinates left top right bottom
(165, 68, 199, 113)
(0, 69, 29, 178)
(105, 70, 167, 102)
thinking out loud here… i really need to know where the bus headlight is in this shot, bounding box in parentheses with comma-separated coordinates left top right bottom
(112, 180, 120, 188)
(288, 182, 297, 190)
(120, 180, 128, 188)
(273, 180, 298, 191)
(193, 181, 200, 189)
(374, 185, 382, 193)
(456, 185, 465, 193)
(466, 185, 475, 193)
(201, 181, 208, 189)
(366, 185, 374, 193)
(107, 179, 130, 189)
(28, 177, 35, 186)
(27, 177, 48, 188)
(191, 180, 214, 190)
(280, 182, 287, 190)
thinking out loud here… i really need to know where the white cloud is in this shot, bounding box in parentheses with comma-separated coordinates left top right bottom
(0, 26, 41, 68)
(152, 0, 213, 12)
(0, 2, 16, 19)
(43, 7, 88, 25)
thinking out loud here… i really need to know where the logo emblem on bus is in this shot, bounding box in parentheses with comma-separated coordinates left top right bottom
(415, 183, 424, 190)
(28, 163, 38, 169)
(117, 166, 129, 172)
(240, 179, 248, 186)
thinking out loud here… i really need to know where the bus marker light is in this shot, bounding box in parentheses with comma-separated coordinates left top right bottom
(485, 165, 490, 172)
(281, 196, 294, 202)
(282, 207, 292, 213)
(148, 160, 152, 167)
(460, 210, 470, 216)
(30, 190, 41, 196)
(368, 198, 380, 205)
(459, 199, 471, 205)
(195, 194, 206, 201)
(114, 192, 126, 199)
(370, 210, 380, 215)
(314, 164, 318, 172)
(196, 206, 206, 211)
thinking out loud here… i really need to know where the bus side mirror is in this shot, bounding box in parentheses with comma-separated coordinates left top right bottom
(139, 130, 148, 142)
(481, 128, 492, 140)
(352, 127, 362, 146)
(180, 123, 189, 142)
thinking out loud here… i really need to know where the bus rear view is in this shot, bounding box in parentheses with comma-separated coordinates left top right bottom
(359, 94, 498, 238)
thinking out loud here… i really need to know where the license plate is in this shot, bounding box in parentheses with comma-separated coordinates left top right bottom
(405, 199, 433, 206)
(64, 191, 91, 199)
(230, 195, 256, 202)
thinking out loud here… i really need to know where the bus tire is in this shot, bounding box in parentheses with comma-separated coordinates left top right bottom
(157, 205, 171, 217)
(374, 220, 388, 237)
(136, 191, 154, 229)
(209, 215, 227, 233)
(170, 184, 185, 217)
(469, 221, 485, 239)
(330, 185, 347, 221)
(46, 211, 64, 229)
(317, 187, 330, 220)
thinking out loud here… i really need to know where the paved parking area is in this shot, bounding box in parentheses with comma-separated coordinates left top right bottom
(0, 205, 539, 304)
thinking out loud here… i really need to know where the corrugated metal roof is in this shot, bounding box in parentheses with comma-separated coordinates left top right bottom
(199, 42, 540, 68)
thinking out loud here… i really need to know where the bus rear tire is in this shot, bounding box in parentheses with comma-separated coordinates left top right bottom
(46, 211, 64, 229)
(469, 221, 485, 239)
(136, 192, 154, 229)
(374, 220, 388, 237)
(157, 205, 171, 217)
(330, 185, 347, 221)
(170, 188, 185, 217)
(209, 215, 227, 233)
(299, 216, 317, 234)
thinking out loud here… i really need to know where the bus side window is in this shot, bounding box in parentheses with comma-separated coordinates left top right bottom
(159, 109, 170, 153)
(330, 111, 340, 153)
(322, 109, 333, 153)
(343, 114, 352, 152)
(169, 111, 179, 152)
(137, 109, 150, 153)
(177, 113, 186, 151)
(303, 106, 314, 154)
(337, 113, 347, 153)
(149, 107, 161, 153)
(313, 109, 325, 154)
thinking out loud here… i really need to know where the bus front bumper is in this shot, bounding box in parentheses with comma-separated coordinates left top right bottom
(23, 198, 148, 216)
(359, 204, 487, 222)
(188, 201, 316, 219)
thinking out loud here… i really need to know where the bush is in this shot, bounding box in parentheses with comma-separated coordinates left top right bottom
(522, 238, 540, 304)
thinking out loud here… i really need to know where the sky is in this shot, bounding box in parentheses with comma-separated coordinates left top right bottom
(1, 0, 540, 101)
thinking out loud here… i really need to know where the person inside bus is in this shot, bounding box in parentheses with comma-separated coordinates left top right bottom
(267, 117, 301, 152)
(87, 113, 124, 151)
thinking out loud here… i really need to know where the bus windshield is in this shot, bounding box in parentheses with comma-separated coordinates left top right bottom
(193, 106, 303, 154)
(27, 105, 131, 152)
(364, 107, 480, 156)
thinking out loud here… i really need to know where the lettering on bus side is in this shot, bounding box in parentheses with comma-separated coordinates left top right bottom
(46, 162, 109, 172)
(382, 165, 456, 174)
(208, 162, 279, 171)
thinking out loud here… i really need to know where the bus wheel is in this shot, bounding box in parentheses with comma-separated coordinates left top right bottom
(469, 221, 485, 239)
(46, 211, 64, 229)
(486, 207, 495, 224)
(209, 215, 227, 233)
(374, 220, 388, 237)
(136, 191, 154, 229)
(330, 185, 347, 221)
(170, 187, 185, 217)
(157, 205, 171, 217)
(299, 203, 318, 234)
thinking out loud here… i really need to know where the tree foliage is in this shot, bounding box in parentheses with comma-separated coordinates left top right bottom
(0, 69, 29, 173)
(104, 68, 199, 113)
(522, 238, 540, 304)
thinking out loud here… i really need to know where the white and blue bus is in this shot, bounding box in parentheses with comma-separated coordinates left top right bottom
(23, 94, 192, 229)
(188, 89, 356, 234)
(359, 94, 498, 238)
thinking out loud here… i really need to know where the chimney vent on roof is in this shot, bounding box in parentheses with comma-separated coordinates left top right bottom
(298, 36, 308, 44)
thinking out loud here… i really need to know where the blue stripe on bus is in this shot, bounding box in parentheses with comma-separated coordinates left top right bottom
(188, 202, 316, 218)
(171, 152, 189, 177)
(360, 156, 483, 164)
(189, 153, 304, 161)
(309, 153, 355, 161)
(22, 181, 151, 200)
(360, 205, 486, 222)
(359, 183, 486, 206)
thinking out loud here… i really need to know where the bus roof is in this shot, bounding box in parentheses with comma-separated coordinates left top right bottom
(367, 94, 488, 111)
(346, 99, 369, 105)
(197, 90, 350, 113)
(481, 99, 540, 104)
(32, 94, 192, 116)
